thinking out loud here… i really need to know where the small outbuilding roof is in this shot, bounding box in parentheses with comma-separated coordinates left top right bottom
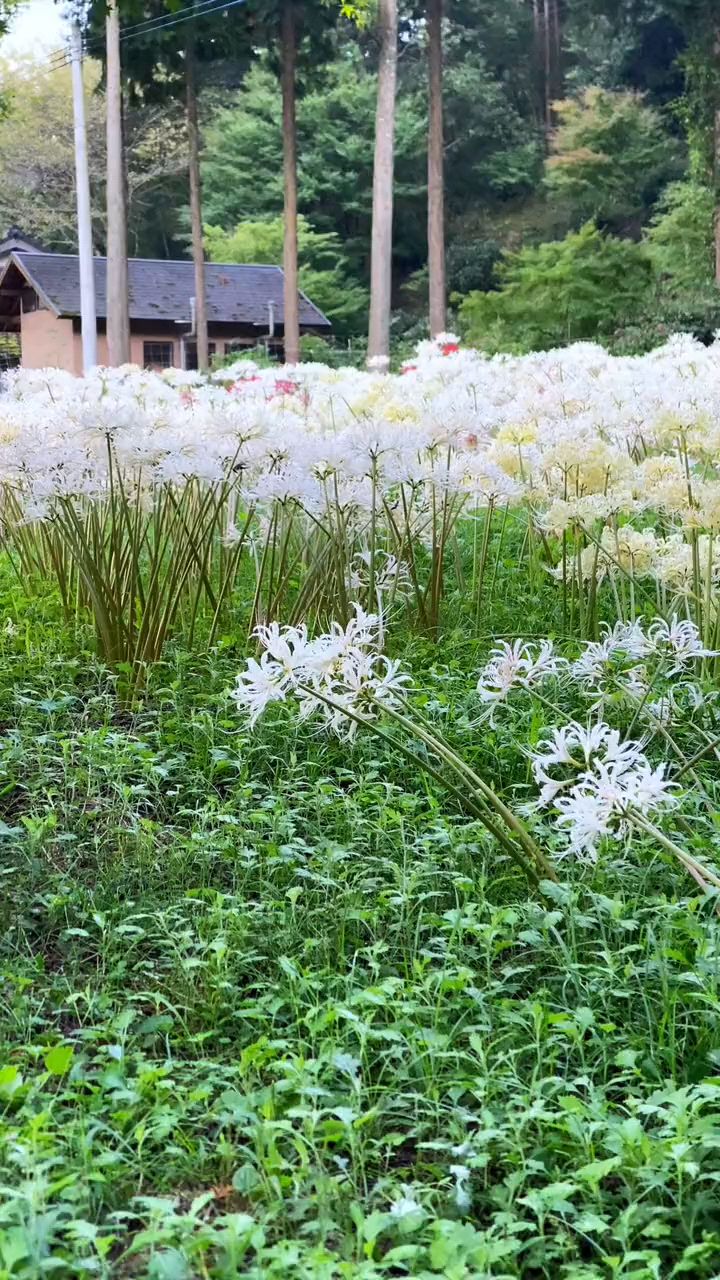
(3, 251, 330, 328)
(0, 229, 47, 257)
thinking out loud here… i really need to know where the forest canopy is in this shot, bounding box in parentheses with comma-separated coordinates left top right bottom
(0, 0, 717, 353)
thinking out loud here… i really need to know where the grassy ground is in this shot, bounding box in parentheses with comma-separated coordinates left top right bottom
(2, 566, 720, 1279)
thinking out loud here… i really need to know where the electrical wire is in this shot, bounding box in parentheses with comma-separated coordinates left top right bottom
(118, 0, 245, 39)
(17, 0, 250, 77)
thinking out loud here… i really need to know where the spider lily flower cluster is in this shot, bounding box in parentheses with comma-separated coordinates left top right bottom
(234, 606, 410, 737)
(476, 615, 717, 714)
(234, 606, 720, 894)
(530, 722, 676, 861)
(234, 608, 558, 885)
(6, 331, 720, 671)
(476, 614, 720, 885)
(475, 639, 562, 723)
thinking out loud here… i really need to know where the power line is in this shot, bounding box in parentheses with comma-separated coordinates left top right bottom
(120, 0, 244, 39)
(122, 0, 248, 39)
(32, 0, 250, 77)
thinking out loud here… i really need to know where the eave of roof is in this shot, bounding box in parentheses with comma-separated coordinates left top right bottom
(0, 254, 61, 316)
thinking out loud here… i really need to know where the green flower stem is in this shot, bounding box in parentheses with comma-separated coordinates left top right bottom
(294, 682, 551, 888)
(379, 702, 558, 882)
(630, 810, 720, 892)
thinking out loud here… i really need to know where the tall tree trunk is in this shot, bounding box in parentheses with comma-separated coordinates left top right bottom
(427, 0, 445, 337)
(185, 37, 209, 372)
(367, 0, 397, 367)
(105, 0, 130, 365)
(715, 124, 720, 285)
(551, 0, 562, 100)
(714, 29, 720, 285)
(530, 0, 544, 130)
(542, 0, 552, 133)
(281, 0, 300, 365)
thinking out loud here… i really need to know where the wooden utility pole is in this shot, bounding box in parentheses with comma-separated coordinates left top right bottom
(280, 0, 300, 365)
(427, 0, 446, 337)
(185, 36, 209, 371)
(105, 0, 130, 364)
(367, 0, 398, 367)
(69, 14, 97, 371)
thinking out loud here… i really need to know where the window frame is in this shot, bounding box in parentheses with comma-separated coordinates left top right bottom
(143, 341, 175, 370)
(183, 339, 216, 371)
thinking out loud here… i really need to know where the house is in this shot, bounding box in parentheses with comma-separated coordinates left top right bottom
(0, 237, 331, 373)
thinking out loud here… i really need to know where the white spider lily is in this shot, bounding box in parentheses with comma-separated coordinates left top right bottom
(389, 1194, 424, 1220)
(532, 720, 678, 859)
(476, 639, 563, 718)
(647, 615, 718, 671)
(234, 606, 411, 738)
(233, 653, 293, 726)
(554, 789, 614, 862)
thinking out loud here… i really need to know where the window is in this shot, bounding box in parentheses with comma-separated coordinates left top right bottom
(143, 341, 174, 369)
(224, 340, 253, 357)
(0, 335, 20, 370)
(183, 341, 216, 371)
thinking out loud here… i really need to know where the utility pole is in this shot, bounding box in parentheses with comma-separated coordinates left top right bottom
(367, 0, 398, 368)
(68, 10, 97, 372)
(427, 0, 446, 337)
(185, 35, 209, 371)
(280, 0, 300, 366)
(106, 0, 130, 365)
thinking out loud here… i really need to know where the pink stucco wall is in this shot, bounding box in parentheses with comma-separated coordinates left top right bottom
(21, 312, 181, 374)
(71, 331, 180, 371)
(21, 308, 77, 371)
(21, 308, 257, 373)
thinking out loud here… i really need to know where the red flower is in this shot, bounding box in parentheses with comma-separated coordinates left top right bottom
(228, 375, 262, 393)
(440, 341, 460, 356)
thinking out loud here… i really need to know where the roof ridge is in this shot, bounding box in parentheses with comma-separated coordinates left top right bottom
(16, 251, 285, 270)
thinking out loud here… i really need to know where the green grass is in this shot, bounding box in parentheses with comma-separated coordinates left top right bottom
(2, 566, 720, 1278)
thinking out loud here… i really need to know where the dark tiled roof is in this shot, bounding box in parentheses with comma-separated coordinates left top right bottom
(0, 230, 46, 255)
(11, 252, 330, 328)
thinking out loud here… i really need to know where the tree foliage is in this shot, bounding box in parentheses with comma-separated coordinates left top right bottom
(0, 58, 105, 250)
(544, 87, 681, 233)
(0, 58, 186, 254)
(204, 215, 368, 335)
(201, 58, 426, 282)
(646, 180, 715, 293)
(458, 222, 652, 352)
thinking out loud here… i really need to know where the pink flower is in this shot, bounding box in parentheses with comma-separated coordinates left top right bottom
(228, 375, 261, 394)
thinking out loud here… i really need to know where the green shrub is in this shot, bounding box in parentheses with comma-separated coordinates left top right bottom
(298, 333, 366, 368)
(646, 179, 715, 292)
(458, 222, 652, 352)
(205, 215, 368, 339)
(447, 236, 504, 295)
(544, 87, 681, 232)
(608, 182, 720, 351)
